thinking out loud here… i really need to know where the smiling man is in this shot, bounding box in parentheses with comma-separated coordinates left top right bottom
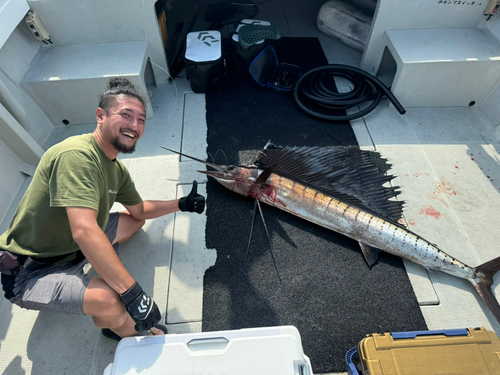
(0, 77, 205, 341)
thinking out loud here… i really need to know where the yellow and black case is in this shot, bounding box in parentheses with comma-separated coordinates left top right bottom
(347, 327, 500, 374)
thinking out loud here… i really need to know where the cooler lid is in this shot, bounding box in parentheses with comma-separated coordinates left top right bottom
(185, 30, 222, 62)
(105, 326, 312, 375)
(232, 19, 271, 43)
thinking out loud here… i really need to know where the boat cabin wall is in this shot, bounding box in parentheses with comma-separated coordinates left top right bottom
(27, 0, 169, 83)
(27, 0, 153, 46)
(483, 18, 500, 126)
(483, 73, 500, 128)
(0, 24, 55, 227)
(0, 25, 54, 145)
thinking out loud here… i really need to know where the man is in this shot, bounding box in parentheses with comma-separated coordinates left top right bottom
(0, 77, 205, 341)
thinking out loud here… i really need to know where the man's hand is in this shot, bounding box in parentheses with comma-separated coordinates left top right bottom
(119, 281, 161, 332)
(178, 180, 205, 214)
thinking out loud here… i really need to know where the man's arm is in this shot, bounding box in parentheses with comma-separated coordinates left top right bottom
(125, 181, 205, 220)
(66, 206, 134, 294)
(124, 199, 180, 221)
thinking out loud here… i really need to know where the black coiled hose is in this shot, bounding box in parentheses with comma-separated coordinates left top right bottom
(293, 64, 406, 121)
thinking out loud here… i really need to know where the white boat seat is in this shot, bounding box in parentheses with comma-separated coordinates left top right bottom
(374, 28, 500, 107)
(21, 41, 153, 126)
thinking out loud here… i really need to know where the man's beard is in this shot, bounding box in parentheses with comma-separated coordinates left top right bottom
(112, 137, 136, 154)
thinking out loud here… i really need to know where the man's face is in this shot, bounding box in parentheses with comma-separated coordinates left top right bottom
(97, 96, 146, 154)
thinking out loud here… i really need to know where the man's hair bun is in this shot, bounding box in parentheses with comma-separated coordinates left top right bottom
(99, 77, 149, 115)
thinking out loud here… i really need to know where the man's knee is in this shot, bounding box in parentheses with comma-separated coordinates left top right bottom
(125, 215, 145, 237)
(83, 278, 125, 318)
(134, 217, 146, 233)
(114, 213, 145, 245)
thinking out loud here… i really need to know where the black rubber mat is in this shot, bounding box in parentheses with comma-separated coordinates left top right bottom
(203, 37, 427, 373)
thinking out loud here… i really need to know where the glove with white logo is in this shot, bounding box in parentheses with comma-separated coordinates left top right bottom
(119, 281, 161, 332)
(178, 180, 205, 214)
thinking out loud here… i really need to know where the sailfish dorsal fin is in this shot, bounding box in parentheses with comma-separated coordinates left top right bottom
(254, 143, 404, 224)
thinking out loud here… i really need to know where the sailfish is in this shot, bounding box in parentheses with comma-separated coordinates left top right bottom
(162, 142, 500, 325)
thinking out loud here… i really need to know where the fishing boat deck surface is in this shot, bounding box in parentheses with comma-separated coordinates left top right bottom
(1, 1, 499, 374)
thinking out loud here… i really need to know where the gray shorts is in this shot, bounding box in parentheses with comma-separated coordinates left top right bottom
(9, 212, 120, 315)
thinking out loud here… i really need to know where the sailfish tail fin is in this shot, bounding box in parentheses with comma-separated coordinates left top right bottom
(471, 256, 500, 325)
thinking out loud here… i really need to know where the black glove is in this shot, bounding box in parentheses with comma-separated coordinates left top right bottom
(178, 180, 205, 214)
(119, 281, 161, 332)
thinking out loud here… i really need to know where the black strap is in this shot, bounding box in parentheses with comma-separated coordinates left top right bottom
(1, 273, 16, 300)
(119, 281, 142, 305)
(28, 251, 81, 265)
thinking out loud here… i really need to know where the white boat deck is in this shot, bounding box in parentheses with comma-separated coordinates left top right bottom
(1, 1, 500, 374)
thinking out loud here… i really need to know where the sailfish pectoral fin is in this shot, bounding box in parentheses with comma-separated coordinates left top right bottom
(245, 198, 282, 283)
(255, 166, 275, 185)
(359, 242, 380, 268)
(256, 199, 282, 284)
(246, 199, 259, 261)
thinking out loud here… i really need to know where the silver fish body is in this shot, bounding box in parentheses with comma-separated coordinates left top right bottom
(252, 172, 480, 284)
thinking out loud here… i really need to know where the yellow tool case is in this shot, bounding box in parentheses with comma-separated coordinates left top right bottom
(346, 327, 500, 375)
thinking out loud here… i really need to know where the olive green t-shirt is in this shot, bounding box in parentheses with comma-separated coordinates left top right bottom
(0, 134, 142, 258)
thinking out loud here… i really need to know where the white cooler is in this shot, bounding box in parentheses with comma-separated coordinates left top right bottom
(103, 325, 313, 375)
